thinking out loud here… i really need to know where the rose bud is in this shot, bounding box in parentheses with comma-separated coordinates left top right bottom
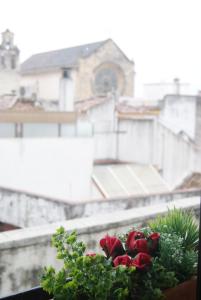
(131, 252, 152, 270)
(148, 232, 160, 252)
(132, 239, 149, 254)
(100, 235, 125, 259)
(126, 231, 145, 252)
(113, 255, 132, 267)
(126, 231, 148, 254)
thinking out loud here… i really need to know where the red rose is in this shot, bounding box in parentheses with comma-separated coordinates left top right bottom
(126, 231, 148, 254)
(149, 232, 160, 251)
(132, 253, 152, 270)
(149, 232, 160, 241)
(86, 253, 96, 257)
(126, 231, 145, 252)
(113, 255, 132, 267)
(132, 239, 149, 253)
(100, 235, 125, 259)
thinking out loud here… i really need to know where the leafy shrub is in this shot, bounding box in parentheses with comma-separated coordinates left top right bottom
(149, 208, 199, 250)
(41, 210, 198, 300)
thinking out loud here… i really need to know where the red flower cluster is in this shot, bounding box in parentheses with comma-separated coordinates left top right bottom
(100, 235, 125, 259)
(99, 230, 160, 270)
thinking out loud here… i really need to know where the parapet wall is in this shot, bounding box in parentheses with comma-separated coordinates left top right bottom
(0, 195, 199, 297)
(0, 187, 200, 227)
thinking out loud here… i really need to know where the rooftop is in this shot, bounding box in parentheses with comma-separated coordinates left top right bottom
(21, 40, 107, 74)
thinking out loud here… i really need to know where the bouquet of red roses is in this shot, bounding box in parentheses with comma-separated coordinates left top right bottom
(99, 231, 160, 270)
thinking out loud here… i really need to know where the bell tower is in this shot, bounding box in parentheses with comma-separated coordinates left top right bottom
(0, 29, 19, 70)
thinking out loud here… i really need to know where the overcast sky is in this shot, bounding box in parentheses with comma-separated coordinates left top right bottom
(0, 0, 200, 96)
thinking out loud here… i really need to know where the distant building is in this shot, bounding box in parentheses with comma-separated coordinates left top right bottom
(0, 29, 20, 96)
(143, 78, 190, 101)
(20, 39, 135, 110)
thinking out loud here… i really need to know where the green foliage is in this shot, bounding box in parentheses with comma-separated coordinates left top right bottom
(41, 227, 136, 300)
(41, 209, 198, 300)
(149, 208, 199, 250)
(158, 233, 198, 282)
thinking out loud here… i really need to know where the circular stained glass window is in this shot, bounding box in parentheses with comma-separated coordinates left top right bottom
(94, 68, 118, 95)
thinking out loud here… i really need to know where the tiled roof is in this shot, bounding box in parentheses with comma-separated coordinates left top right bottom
(0, 95, 18, 110)
(0, 222, 20, 232)
(116, 102, 160, 118)
(0, 96, 44, 112)
(10, 100, 44, 112)
(177, 173, 201, 189)
(21, 40, 107, 74)
(75, 97, 160, 117)
(75, 97, 107, 113)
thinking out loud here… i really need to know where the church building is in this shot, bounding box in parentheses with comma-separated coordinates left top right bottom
(20, 39, 135, 111)
(0, 29, 20, 96)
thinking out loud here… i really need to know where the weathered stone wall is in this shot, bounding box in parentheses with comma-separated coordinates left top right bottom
(0, 186, 200, 228)
(74, 39, 134, 101)
(0, 196, 199, 297)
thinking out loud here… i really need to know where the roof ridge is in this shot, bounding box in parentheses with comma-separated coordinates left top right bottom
(24, 39, 108, 59)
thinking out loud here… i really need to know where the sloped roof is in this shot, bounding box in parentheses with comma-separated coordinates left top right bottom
(0, 95, 18, 110)
(75, 97, 160, 117)
(92, 164, 170, 199)
(117, 102, 160, 119)
(21, 40, 107, 74)
(177, 173, 201, 190)
(0, 96, 44, 112)
(75, 97, 107, 113)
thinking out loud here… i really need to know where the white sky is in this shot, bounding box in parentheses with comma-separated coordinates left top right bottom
(0, 0, 201, 96)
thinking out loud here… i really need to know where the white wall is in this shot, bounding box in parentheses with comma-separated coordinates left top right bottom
(159, 95, 196, 139)
(0, 70, 20, 95)
(157, 123, 197, 187)
(143, 82, 190, 101)
(0, 138, 93, 201)
(21, 70, 62, 101)
(118, 118, 156, 164)
(87, 98, 117, 160)
(0, 186, 197, 228)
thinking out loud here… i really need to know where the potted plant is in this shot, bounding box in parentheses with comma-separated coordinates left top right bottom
(41, 209, 198, 299)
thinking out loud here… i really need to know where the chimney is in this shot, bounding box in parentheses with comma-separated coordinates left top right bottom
(59, 69, 74, 111)
(174, 78, 180, 95)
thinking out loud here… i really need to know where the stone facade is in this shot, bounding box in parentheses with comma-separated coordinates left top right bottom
(0, 29, 20, 96)
(20, 39, 134, 107)
(74, 39, 134, 101)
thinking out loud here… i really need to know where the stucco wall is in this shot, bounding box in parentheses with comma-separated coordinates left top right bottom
(159, 95, 196, 139)
(0, 138, 93, 201)
(88, 98, 117, 159)
(0, 194, 199, 297)
(157, 123, 197, 187)
(118, 118, 156, 164)
(74, 40, 134, 101)
(0, 187, 198, 228)
(0, 70, 20, 95)
(20, 70, 62, 101)
(85, 97, 157, 163)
